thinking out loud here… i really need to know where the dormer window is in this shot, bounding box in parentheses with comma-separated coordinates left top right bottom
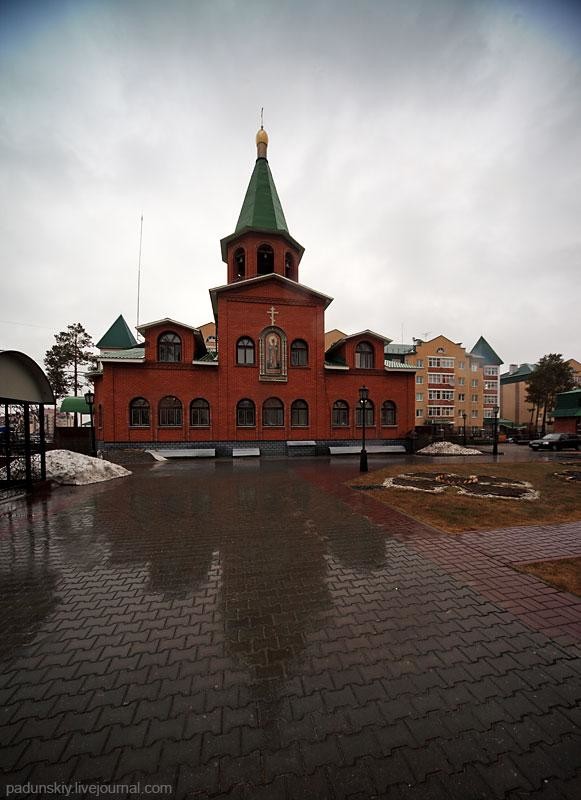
(234, 248, 246, 279)
(355, 341, 374, 369)
(158, 332, 181, 362)
(257, 244, 274, 275)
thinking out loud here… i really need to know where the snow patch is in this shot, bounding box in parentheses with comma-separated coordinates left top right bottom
(2, 450, 131, 485)
(417, 441, 483, 456)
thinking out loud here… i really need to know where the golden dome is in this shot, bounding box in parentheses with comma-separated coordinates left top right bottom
(256, 127, 269, 146)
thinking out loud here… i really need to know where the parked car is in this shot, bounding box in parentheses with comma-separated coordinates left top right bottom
(528, 433, 581, 451)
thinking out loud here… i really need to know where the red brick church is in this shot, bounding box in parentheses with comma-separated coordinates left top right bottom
(92, 128, 416, 456)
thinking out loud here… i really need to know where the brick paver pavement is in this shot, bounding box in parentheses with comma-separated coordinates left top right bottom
(1, 457, 580, 799)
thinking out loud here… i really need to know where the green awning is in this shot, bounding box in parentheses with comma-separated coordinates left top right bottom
(60, 396, 91, 414)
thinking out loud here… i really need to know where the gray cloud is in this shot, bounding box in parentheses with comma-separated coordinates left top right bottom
(1, 0, 580, 369)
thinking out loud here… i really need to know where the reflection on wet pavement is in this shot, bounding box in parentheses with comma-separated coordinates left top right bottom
(1, 457, 580, 798)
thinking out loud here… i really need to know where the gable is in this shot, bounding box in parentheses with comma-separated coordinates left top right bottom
(210, 274, 333, 317)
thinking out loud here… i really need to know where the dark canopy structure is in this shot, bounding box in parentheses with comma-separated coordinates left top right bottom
(0, 350, 55, 490)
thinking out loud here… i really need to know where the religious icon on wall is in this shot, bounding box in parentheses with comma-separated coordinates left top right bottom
(259, 327, 287, 381)
(266, 334, 281, 370)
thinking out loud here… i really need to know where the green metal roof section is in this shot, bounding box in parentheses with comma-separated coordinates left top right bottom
(97, 315, 138, 350)
(235, 158, 289, 234)
(500, 363, 536, 385)
(470, 336, 503, 366)
(553, 389, 581, 417)
(196, 352, 219, 362)
(99, 348, 145, 361)
(60, 396, 91, 414)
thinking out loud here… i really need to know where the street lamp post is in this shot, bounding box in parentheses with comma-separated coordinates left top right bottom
(84, 390, 96, 457)
(359, 386, 368, 473)
(492, 404, 499, 457)
(462, 412, 467, 447)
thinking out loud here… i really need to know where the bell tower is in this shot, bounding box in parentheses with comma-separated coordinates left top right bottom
(220, 127, 304, 285)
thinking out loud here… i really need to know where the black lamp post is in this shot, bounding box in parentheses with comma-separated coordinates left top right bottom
(492, 404, 499, 457)
(359, 386, 369, 473)
(84, 390, 96, 457)
(462, 412, 467, 447)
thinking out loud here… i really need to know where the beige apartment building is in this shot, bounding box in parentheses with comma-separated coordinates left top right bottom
(387, 334, 503, 433)
(500, 363, 536, 428)
(500, 358, 581, 430)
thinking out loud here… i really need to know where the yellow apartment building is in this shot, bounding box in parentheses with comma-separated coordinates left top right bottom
(387, 335, 503, 433)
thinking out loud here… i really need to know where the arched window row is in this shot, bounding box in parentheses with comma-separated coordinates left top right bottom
(128, 397, 397, 430)
(129, 397, 211, 428)
(237, 336, 307, 368)
(232, 247, 296, 280)
(236, 398, 310, 428)
(332, 399, 398, 428)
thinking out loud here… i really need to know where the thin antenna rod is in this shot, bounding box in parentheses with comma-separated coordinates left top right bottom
(136, 214, 143, 331)
(260, 107, 264, 128)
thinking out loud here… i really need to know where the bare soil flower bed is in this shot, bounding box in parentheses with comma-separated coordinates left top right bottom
(351, 461, 581, 532)
(383, 471, 538, 501)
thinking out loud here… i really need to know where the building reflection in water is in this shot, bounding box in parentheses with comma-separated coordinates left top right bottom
(2, 459, 391, 743)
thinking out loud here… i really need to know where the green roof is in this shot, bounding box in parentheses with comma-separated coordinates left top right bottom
(60, 396, 91, 414)
(553, 389, 581, 418)
(97, 315, 138, 349)
(500, 363, 536, 385)
(100, 348, 145, 361)
(235, 157, 288, 234)
(470, 336, 502, 366)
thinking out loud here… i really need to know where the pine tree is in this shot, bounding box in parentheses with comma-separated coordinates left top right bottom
(44, 323, 94, 426)
(525, 354, 575, 435)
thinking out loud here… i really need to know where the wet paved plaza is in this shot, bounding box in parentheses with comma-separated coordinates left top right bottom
(1, 455, 580, 799)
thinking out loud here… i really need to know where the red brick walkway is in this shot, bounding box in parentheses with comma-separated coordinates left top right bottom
(298, 464, 581, 645)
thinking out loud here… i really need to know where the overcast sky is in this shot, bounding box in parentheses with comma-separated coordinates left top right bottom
(1, 0, 580, 371)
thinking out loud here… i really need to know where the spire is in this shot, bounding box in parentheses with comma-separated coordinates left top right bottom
(220, 126, 304, 269)
(234, 127, 289, 234)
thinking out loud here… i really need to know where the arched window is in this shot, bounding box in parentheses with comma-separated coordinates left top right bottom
(129, 397, 150, 427)
(237, 337, 255, 365)
(237, 399, 255, 427)
(159, 396, 182, 427)
(234, 247, 246, 279)
(263, 397, 284, 427)
(355, 341, 374, 369)
(332, 400, 349, 427)
(190, 398, 210, 427)
(356, 399, 375, 427)
(158, 332, 182, 362)
(291, 399, 309, 427)
(285, 252, 294, 280)
(290, 339, 308, 367)
(257, 243, 274, 275)
(381, 401, 397, 426)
